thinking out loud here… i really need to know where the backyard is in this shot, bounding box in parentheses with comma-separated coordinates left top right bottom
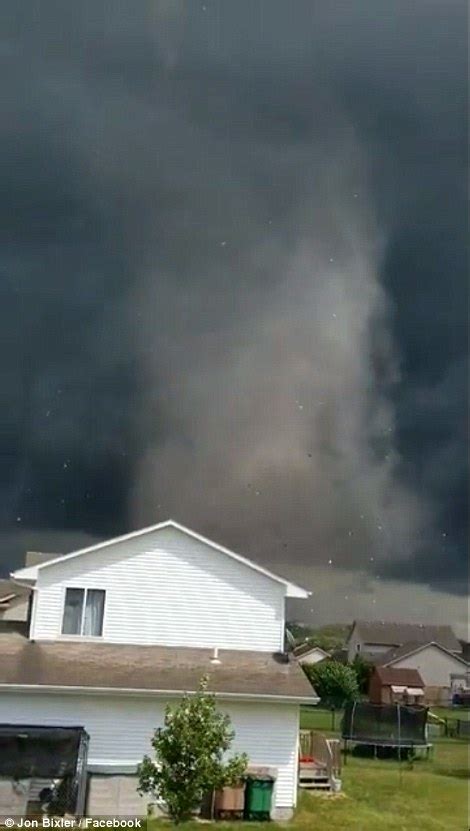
(147, 707, 469, 831)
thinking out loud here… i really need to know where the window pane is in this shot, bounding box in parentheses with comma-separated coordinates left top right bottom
(62, 588, 84, 634)
(83, 589, 105, 636)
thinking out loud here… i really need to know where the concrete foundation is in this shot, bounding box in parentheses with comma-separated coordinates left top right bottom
(87, 775, 149, 817)
(86, 768, 290, 821)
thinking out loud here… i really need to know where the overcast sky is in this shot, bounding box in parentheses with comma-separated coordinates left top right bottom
(1, 2, 467, 631)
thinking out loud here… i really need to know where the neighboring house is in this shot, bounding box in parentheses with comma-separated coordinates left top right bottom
(347, 620, 461, 663)
(293, 643, 330, 666)
(381, 641, 470, 705)
(369, 666, 425, 705)
(0, 520, 317, 819)
(0, 554, 55, 623)
(0, 580, 30, 622)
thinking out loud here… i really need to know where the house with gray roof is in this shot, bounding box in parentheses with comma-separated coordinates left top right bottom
(0, 520, 317, 820)
(347, 619, 461, 663)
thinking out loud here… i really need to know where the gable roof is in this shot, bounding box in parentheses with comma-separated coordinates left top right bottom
(0, 631, 317, 703)
(382, 640, 470, 668)
(374, 665, 424, 687)
(12, 519, 309, 599)
(350, 620, 460, 653)
(293, 643, 330, 659)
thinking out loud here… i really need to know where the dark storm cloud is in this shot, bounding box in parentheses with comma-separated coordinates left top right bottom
(0, 2, 467, 614)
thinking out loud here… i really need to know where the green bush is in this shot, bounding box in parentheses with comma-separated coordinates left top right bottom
(350, 654, 374, 694)
(304, 660, 360, 707)
(137, 676, 247, 824)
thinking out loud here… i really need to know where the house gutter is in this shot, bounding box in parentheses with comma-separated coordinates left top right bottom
(0, 683, 319, 705)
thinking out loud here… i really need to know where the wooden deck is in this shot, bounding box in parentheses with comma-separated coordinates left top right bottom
(299, 730, 342, 791)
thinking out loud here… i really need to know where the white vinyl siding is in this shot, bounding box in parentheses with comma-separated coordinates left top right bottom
(31, 527, 285, 651)
(347, 627, 394, 662)
(0, 692, 299, 810)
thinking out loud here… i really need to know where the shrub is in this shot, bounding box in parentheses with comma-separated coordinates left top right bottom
(304, 660, 360, 707)
(350, 654, 374, 694)
(137, 676, 248, 824)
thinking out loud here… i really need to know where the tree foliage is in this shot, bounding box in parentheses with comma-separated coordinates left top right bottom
(303, 660, 359, 707)
(350, 654, 374, 694)
(137, 676, 248, 824)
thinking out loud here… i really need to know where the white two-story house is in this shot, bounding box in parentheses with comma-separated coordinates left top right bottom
(0, 520, 317, 819)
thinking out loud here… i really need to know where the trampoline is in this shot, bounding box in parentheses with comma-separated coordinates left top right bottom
(341, 702, 431, 759)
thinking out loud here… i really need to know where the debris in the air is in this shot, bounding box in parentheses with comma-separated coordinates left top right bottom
(16, 516, 21, 522)
(255, 490, 260, 496)
(328, 559, 333, 565)
(220, 241, 226, 246)
(298, 404, 303, 410)
(353, 193, 358, 198)
(370, 556, 374, 561)
(348, 531, 353, 537)
(442, 532, 447, 538)
(332, 313, 337, 319)
(360, 514, 364, 519)
(63, 462, 68, 469)
(329, 258, 334, 262)
(46, 410, 51, 417)
(377, 525, 383, 530)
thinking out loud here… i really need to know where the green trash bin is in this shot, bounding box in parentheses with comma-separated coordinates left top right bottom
(243, 774, 275, 821)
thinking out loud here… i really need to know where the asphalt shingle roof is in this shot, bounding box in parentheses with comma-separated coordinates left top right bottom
(0, 632, 316, 701)
(374, 666, 424, 687)
(381, 640, 469, 667)
(353, 620, 460, 652)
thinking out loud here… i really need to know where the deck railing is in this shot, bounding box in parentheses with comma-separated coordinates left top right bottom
(299, 730, 341, 778)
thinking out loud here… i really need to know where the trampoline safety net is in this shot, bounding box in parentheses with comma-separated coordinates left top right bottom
(341, 702, 428, 746)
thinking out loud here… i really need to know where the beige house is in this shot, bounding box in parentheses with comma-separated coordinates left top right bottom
(293, 643, 330, 666)
(382, 641, 470, 705)
(347, 620, 462, 664)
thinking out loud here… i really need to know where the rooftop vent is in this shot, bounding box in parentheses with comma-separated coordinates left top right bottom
(210, 647, 221, 665)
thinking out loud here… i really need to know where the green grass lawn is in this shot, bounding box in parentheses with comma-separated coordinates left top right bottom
(300, 704, 342, 731)
(147, 738, 469, 831)
(432, 705, 470, 722)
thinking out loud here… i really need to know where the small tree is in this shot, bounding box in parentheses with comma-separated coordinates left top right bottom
(350, 654, 373, 695)
(137, 677, 248, 824)
(303, 660, 359, 708)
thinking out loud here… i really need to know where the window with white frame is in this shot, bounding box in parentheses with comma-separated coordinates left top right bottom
(62, 587, 105, 636)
